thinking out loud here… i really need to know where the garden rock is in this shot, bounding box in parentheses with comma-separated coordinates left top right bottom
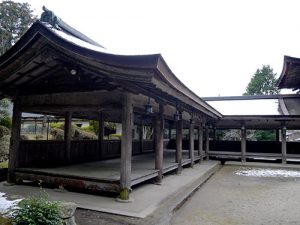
(59, 202, 77, 225)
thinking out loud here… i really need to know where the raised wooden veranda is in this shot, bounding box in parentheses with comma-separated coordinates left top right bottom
(0, 9, 221, 200)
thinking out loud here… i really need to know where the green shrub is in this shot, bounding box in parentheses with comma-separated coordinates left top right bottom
(49, 122, 64, 129)
(12, 195, 63, 225)
(0, 116, 12, 129)
(109, 133, 121, 140)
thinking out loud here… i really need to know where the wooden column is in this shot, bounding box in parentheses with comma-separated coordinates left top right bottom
(241, 126, 246, 162)
(189, 120, 195, 167)
(98, 113, 104, 159)
(7, 100, 22, 183)
(276, 129, 280, 142)
(281, 126, 287, 164)
(64, 112, 72, 162)
(205, 126, 209, 160)
(139, 122, 144, 154)
(176, 114, 183, 174)
(120, 93, 133, 201)
(155, 104, 164, 184)
(198, 124, 203, 163)
(168, 123, 172, 140)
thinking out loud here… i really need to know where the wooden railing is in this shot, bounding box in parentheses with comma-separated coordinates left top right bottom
(19, 139, 154, 167)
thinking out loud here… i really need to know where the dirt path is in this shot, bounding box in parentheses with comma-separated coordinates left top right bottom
(171, 165, 300, 225)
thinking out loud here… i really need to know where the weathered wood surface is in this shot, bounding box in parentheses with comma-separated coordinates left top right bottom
(281, 126, 287, 164)
(155, 104, 164, 183)
(18, 140, 154, 167)
(176, 118, 183, 173)
(8, 100, 22, 183)
(198, 125, 203, 162)
(241, 126, 246, 162)
(189, 121, 195, 167)
(65, 112, 72, 162)
(120, 93, 133, 200)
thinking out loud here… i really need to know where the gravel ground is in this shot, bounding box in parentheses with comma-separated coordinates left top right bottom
(171, 165, 300, 225)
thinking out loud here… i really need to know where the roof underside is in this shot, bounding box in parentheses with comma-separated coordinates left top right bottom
(204, 95, 300, 129)
(278, 55, 300, 89)
(0, 21, 221, 119)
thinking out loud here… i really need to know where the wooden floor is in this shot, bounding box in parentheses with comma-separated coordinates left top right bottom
(15, 149, 201, 193)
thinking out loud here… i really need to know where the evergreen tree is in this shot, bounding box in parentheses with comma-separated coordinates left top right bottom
(0, 0, 36, 55)
(244, 65, 279, 95)
(0, 1, 36, 127)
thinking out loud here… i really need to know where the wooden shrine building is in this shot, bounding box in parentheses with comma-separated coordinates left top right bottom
(0, 9, 221, 200)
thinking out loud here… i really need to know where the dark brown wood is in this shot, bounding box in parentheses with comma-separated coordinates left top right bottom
(176, 116, 183, 174)
(281, 126, 287, 164)
(15, 171, 121, 193)
(139, 123, 144, 154)
(241, 126, 246, 162)
(64, 112, 72, 162)
(198, 124, 203, 162)
(98, 113, 104, 158)
(7, 100, 22, 183)
(189, 121, 195, 167)
(155, 104, 164, 183)
(120, 93, 133, 200)
(205, 126, 209, 160)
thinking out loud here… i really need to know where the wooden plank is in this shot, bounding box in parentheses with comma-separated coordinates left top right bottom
(120, 93, 133, 200)
(8, 99, 22, 183)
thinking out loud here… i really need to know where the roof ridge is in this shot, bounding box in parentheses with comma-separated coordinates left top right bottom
(40, 6, 104, 48)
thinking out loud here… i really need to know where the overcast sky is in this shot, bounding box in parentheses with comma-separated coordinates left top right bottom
(15, 0, 300, 96)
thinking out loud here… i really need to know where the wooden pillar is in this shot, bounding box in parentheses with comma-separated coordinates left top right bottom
(276, 129, 280, 142)
(98, 113, 104, 159)
(176, 113, 183, 174)
(198, 124, 203, 163)
(139, 122, 144, 154)
(64, 112, 72, 162)
(241, 125, 246, 162)
(120, 93, 133, 201)
(155, 104, 164, 184)
(205, 126, 209, 160)
(189, 120, 195, 167)
(168, 123, 172, 140)
(7, 100, 22, 183)
(281, 126, 287, 164)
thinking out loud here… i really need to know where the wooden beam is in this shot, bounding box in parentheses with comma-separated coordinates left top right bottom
(120, 93, 133, 201)
(7, 99, 22, 183)
(198, 124, 203, 163)
(64, 112, 73, 162)
(281, 126, 287, 164)
(176, 114, 183, 174)
(241, 126, 246, 162)
(189, 120, 195, 167)
(155, 103, 164, 184)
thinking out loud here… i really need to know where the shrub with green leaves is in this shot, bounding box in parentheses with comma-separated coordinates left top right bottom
(12, 195, 63, 225)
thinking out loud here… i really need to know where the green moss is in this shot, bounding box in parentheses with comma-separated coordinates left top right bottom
(119, 188, 130, 200)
